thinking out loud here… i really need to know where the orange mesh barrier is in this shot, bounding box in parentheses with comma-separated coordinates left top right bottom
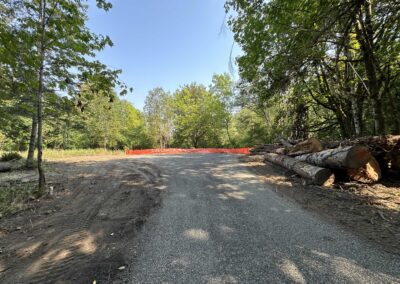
(125, 148, 251, 155)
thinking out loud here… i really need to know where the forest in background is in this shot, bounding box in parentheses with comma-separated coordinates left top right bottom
(0, 0, 399, 191)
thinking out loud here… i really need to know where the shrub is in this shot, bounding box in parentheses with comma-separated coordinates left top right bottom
(0, 184, 37, 216)
(0, 152, 23, 162)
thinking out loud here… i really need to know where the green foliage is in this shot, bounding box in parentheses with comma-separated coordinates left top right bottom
(226, 0, 400, 138)
(0, 86, 152, 151)
(0, 151, 22, 162)
(144, 88, 173, 148)
(78, 88, 150, 150)
(210, 73, 236, 146)
(171, 83, 226, 148)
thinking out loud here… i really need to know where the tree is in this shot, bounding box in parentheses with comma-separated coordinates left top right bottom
(210, 73, 236, 146)
(143, 88, 173, 148)
(225, 0, 400, 139)
(172, 83, 226, 148)
(9, 0, 128, 193)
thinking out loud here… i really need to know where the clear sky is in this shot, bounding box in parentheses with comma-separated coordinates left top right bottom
(87, 0, 239, 110)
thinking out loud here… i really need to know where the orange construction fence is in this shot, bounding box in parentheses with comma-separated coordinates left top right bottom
(125, 148, 251, 155)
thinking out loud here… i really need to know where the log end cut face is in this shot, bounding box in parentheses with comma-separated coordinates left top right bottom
(347, 146, 372, 169)
(314, 168, 335, 187)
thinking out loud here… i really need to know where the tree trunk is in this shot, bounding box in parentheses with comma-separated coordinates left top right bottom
(344, 33, 362, 138)
(388, 91, 400, 134)
(355, 4, 385, 134)
(347, 156, 381, 184)
(291, 103, 308, 140)
(336, 113, 353, 139)
(286, 138, 323, 157)
(225, 118, 234, 147)
(371, 97, 385, 135)
(351, 96, 361, 137)
(264, 153, 334, 186)
(295, 145, 371, 169)
(279, 138, 293, 148)
(27, 114, 37, 164)
(37, 0, 47, 194)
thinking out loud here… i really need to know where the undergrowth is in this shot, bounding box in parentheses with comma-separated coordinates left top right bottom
(0, 152, 22, 162)
(0, 183, 37, 216)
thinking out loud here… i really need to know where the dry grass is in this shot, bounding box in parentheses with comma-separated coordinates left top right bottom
(1, 149, 125, 161)
(40, 149, 125, 160)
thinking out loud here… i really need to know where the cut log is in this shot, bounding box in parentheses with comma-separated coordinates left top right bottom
(250, 143, 283, 155)
(264, 153, 335, 186)
(347, 156, 382, 183)
(323, 135, 400, 155)
(279, 138, 293, 148)
(295, 145, 371, 169)
(287, 137, 323, 156)
(273, 147, 287, 155)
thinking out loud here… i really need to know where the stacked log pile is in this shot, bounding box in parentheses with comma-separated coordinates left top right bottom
(251, 135, 400, 186)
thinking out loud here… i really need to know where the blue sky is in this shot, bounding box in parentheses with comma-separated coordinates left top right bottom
(87, 0, 239, 110)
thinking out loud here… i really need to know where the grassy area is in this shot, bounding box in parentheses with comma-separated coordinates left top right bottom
(40, 148, 125, 160)
(1, 148, 125, 161)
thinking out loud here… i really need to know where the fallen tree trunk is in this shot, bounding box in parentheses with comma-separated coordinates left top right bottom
(287, 137, 323, 156)
(264, 153, 335, 186)
(324, 135, 400, 154)
(250, 143, 283, 155)
(251, 138, 322, 156)
(347, 156, 382, 183)
(279, 138, 293, 148)
(295, 145, 371, 169)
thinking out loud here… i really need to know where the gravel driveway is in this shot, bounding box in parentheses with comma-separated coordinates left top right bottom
(125, 154, 400, 283)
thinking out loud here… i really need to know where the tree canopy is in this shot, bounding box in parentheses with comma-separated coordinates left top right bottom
(226, 0, 400, 138)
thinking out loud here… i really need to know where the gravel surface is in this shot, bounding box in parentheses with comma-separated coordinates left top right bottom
(125, 154, 400, 283)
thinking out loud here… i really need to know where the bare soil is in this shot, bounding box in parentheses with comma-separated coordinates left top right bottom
(0, 156, 164, 284)
(242, 155, 400, 255)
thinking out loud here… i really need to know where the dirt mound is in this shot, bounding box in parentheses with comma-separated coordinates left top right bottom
(0, 156, 164, 283)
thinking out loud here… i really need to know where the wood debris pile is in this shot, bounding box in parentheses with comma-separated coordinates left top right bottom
(251, 135, 400, 186)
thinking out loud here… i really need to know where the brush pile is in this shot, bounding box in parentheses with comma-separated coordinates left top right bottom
(251, 135, 400, 186)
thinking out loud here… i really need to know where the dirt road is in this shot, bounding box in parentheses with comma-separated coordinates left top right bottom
(124, 154, 399, 283)
(0, 154, 399, 283)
